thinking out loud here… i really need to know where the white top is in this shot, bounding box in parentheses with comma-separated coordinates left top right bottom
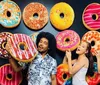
(72, 67, 88, 85)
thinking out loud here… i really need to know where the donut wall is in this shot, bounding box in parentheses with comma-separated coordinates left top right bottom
(0, 0, 100, 85)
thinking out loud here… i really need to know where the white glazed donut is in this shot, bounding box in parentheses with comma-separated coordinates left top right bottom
(6, 33, 38, 62)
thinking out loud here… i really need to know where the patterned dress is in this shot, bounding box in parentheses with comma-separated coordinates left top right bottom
(27, 53, 57, 85)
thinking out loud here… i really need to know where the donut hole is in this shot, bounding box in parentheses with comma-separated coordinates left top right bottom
(63, 73, 67, 80)
(92, 14, 98, 20)
(19, 42, 27, 50)
(65, 38, 70, 42)
(91, 41, 95, 46)
(33, 13, 38, 18)
(60, 13, 64, 18)
(2, 42, 7, 49)
(6, 73, 12, 80)
(97, 83, 100, 85)
(7, 11, 11, 17)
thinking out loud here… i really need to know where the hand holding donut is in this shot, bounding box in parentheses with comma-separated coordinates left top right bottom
(65, 50, 72, 59)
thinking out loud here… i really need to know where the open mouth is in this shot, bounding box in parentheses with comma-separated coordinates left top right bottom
(77, 48, 80, 51)
(38, 46, 43, 50)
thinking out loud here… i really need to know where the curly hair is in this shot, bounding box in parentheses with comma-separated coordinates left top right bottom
(36, 31, 56, 57)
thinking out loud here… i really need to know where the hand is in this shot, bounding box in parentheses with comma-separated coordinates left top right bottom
(65, 49, 71, 59)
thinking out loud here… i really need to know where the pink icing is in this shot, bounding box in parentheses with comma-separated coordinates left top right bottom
(7, 34, 38, 62)
(56, 30, 80, 51)
(83, 3, 100, 30)
(0, 64, 22, 85)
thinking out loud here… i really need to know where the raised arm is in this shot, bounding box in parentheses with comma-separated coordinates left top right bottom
(63, 50, 77, 65)
(9, 57, 23, 72)
(65, 50, 86, 75)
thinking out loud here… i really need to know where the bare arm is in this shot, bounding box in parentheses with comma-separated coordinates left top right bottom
(68, 57, 86, 75)
(63, 56, 68, 64)
(9, 57, 23, 72)
(65, 50, 85, 75)
(51, 74, 57, 85)
(63, 56, 77, 65)
(6, 41, 23, 72)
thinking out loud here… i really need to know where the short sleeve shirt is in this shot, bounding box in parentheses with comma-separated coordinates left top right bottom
(27, 53, 57, 85)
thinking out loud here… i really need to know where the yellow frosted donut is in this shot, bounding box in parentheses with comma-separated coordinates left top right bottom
(50, 2, 75, 30)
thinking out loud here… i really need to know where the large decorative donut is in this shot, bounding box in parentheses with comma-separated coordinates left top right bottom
(82, 31, 100, 55)
(23, 2, 48, 30)
(82, 3, 100, 30)
(86, 62, 100, 85)
(0, 64, 22, 85)
(50, 2, 74, 30)
(56, 30, 80, 52)
(56, 64, 72, 85)
(5, 34, 38, 62)
(0, 32, 12, 59)
(86, 73, 100, 85)
(0, 0, 21, 28)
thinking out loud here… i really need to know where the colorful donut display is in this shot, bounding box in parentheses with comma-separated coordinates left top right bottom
(82, 31, 100, 55)
(56, 30, 80, 52)
(86, 62, 100, 85)
(0, 0, 21, 28)
(82, 3, 100, 30)
(30, 32, 39, 43)
(86, 73, 100, 85)
(56, 64, 72, 85)
(23, 2, 48, 30)
(50, 2, 75, 30)
(0, 64, 22, 85)
(5, 33, 38, 62)
(0, 32, 12, 59)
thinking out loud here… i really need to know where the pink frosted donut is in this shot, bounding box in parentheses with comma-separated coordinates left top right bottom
(6, 34, 38, 62)
(82, 3, 100, 30)
(0, 32, 12, 59)
(82, 31, 100, 55)
(0, 64, 22, 85)
(56, 30, 80, 51)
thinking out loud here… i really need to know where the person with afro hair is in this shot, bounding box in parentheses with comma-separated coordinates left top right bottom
(8, 31, 57, 85)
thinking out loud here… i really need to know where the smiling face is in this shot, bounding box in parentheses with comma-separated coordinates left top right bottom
(37, 37, 49, 54)
(76, 41, 88, 55)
